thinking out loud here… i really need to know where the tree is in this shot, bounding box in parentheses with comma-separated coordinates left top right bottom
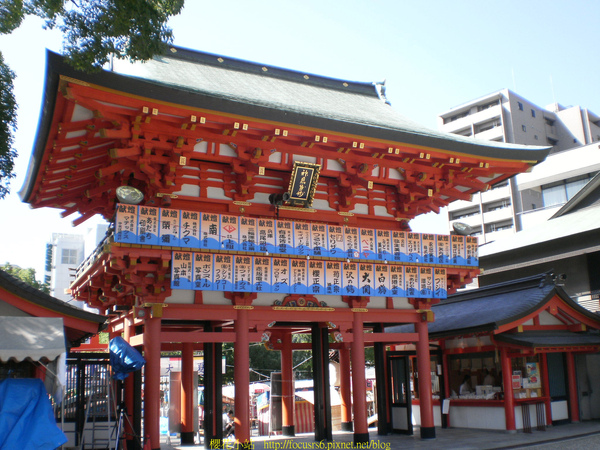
(0, 0, 184, 198)
(2, 262, 50, 294)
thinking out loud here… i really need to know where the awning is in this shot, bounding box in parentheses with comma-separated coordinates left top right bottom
(496, 331, 600, 349)
(0, 317, 66, 362)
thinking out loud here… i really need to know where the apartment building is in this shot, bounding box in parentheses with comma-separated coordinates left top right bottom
(438, 89, 600, 243)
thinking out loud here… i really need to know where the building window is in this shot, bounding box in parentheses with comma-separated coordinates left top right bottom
(522, 125, 526, 132)
(61, 248, 78, 265)
(518, 102, 524, 111)
(531, 109, 536, 118)
(542, 175, 594, 207)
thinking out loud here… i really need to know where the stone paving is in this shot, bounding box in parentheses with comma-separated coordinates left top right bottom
(159, 420, 600, 450)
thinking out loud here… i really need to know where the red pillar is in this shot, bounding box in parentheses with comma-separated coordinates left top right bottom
(281, 332, 295, 436)
(415, 319, 435, 439)
(566, 352, 580, 423)
(339, 345, 353, 431)
(234, 308, 251, 447)
(501, 347, 516, 432)
(351, 311, 369, 445)
(143, 316, 162, 450)
(180, 343, 195, 444)
(540, 353, 552, 425)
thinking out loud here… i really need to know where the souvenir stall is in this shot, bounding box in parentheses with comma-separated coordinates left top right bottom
(389, 273, 600, 432)
(20, 46, 549, 448)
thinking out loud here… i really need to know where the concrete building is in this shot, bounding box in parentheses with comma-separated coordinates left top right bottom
(438, 89, 600, 243)
(44, 224, 108, 308)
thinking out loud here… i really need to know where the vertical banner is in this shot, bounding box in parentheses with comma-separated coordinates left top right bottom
(405, 266, 420, 297)
(276, 220, 294, 255)
(359, 228, 377, 260)
(325, 261, 342, 295)
(466, 236, 479, 266)
(160, 208, 180, 246)
(257, 218, 276, 253)
(327, 225, 345, 258)
(193, 253, 213, 290)
(240, 217, 258, 252)
(389, 265, 405, 297)
(200, 213, 220, 250)
(392, 231, 408, 262)
(358, 263, 375, 296)
(138, 205, 159, 245)
(436, 234, 450, 265)
(180, 210, 201, 248)
(233, 255, 253, 292)
(310, 223, 328, 257)
(171, 251, 193, 289)
(374, 264, 391, 296)
(115, 204, 138, 243)
(419, 267, 434, 298)
(344, 226, 360, 259)
(290, 259, 308, 294)
(294, 222, 311, 256)
(271, 258, 290, 294)
(451, 235, 466, 265)
(220, 214, 239, 251)
(376, 229, 392, 262)
(253, 256, 272, 293)
(308, 260, 326, 295)
(213, 254, 234, 291)
(342, 262, 359, 296)
(422, 234, 436, 264)
(406, 232, 422, 263)
(434, 267, 447, 298)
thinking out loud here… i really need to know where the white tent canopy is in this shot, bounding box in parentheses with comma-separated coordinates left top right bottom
(0, 316, 66, 362)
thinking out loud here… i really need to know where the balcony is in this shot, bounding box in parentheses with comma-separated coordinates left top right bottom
(482, 207, 513, 224)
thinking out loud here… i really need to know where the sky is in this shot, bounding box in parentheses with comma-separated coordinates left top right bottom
(1, 0, 599, 278)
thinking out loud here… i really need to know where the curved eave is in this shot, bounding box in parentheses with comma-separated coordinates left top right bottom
(20, 50, 550, 203)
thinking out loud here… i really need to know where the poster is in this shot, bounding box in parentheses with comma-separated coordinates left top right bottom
(525, 362, 541, 388)
(271, 258, 290, 294)
(451, 235, 466, 265)
(405, 266, 419, 297)
(433, 267, 447, 298)
(252, 256, 272, 293)
(358, 263, 375, 296)
(160, 208, 180, 246)
(344, 226, 360, 259)
(407, 232, 422, 263)
(310, 223, 328, 257)
(325, 261, 342, 295)
(436, 234, 450, 265)
(389, 265, 405, 297)
(359, 228, 377, 260)
(200, 213, 220, 250)
(342, 261, 359, 295)
(422, 234, 436, 264)
(193, 253, 213, 290)
(239, 216, 257, 252)
(419, 267, 433, 297)
(115, 204, 138, 243)
(138, 205, 159, 245)
(307, 260, 325, 295)
(213, 254, 234, 291)
(391, 231, 408, 262)
(257, 218, 276, 253)
(276, 220, 294, 255)
(233, 255, 253, 292)
(374, 264, 391, 296)
(180, 210, 200, 248)
(327, 225, 345, 258)
(294, 222, 311, 256)
(466, 236, 479, 267)
(220, 214, 239, 251)
(376, 229, 392, 261)
(171, 251, 193, 289)
(290, 259, 308, 294)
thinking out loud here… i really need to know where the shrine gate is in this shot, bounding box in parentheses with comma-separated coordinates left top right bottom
(21, 47, 549, 449)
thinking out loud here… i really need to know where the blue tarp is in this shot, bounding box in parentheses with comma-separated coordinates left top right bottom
(0, 378, 68, 449)
(109, 336, 145, 380)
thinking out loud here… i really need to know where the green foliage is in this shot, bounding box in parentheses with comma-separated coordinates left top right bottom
(0, 0, 183, 197)
(2, 263, 50, 294)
